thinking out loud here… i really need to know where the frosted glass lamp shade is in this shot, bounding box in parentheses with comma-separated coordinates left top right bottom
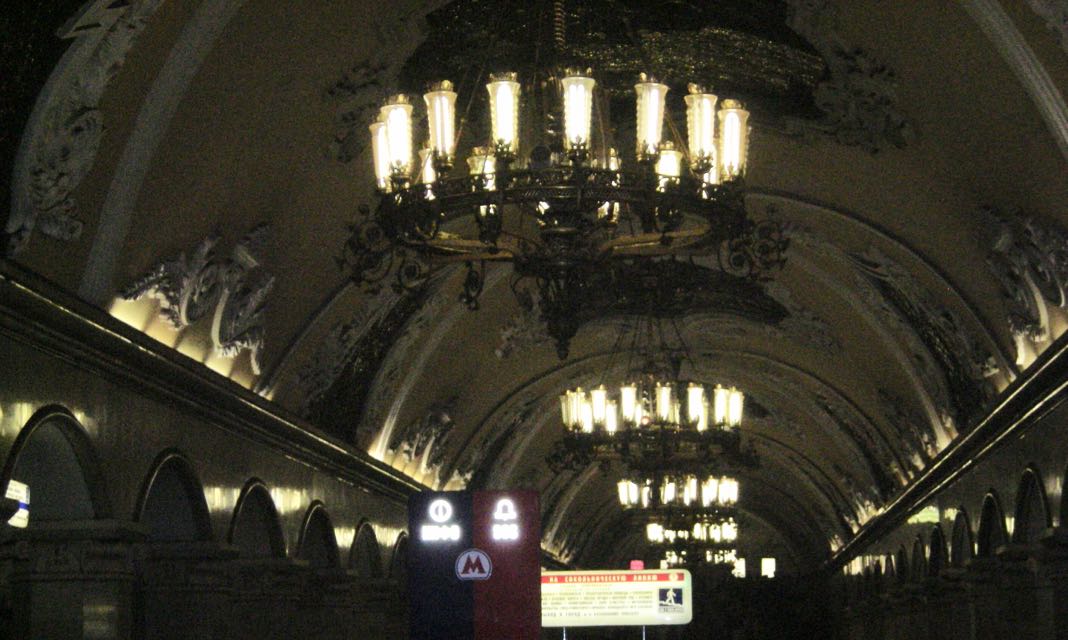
(423, 81, 458, 163)
(717, 100, 750, 180)
(561, 72, 596, 151)
(487, 73, 520, 156)
(635, 74, 669, 159)
(379, 97, 414, 177)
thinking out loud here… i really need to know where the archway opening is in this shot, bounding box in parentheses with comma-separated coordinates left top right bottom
(229, 482, 286, 558)
(137, 453, 212, 542)
(349, 522, 382, 577)
(297, 504, 340, 569)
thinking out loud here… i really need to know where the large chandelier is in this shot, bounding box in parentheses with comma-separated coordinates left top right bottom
(617, 473, 739, 510)
(344, 43, 788, 357)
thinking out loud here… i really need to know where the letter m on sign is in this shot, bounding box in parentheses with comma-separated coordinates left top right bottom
(455, 549, 492, 581)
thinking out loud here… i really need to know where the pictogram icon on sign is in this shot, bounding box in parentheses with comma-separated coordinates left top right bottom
(455, 548, 493, 580)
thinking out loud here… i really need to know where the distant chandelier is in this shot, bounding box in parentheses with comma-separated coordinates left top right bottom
(662, 547, 738, 568)
(618, 473, 739, 510)
(646, 517, 738, 547)
(344, 54, 788, 358)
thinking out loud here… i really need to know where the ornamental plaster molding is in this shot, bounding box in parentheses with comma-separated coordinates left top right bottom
(325, 8, 427, 163)
(122, 223, 274, 374)
(849, 246, 997, 426)
(6, 0, 166, 254)
(962, 0, 1068, 161)
(1028, 0, 1068, 55)
(387, 396, 458, 476)
(784, 0, 914, 152)
(981, 207, 1068, 359)
(294, 287, 401, 417)
(783, 226, 959, 443)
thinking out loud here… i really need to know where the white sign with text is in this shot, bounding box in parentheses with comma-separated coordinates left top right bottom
(541, 569, 692, 627)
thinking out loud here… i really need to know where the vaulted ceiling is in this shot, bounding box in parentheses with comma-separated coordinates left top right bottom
(5, 0, 1068, 571)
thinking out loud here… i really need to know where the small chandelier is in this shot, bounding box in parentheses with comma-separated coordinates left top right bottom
(662, 547, 738, 569)
(646, 517, 738, 546)
(344, 49, 788, 357)
(618, 473, 739, 510)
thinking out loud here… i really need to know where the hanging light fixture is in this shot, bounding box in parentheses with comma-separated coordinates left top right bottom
(645, 517, 738, 546)
(340, 3, 787, 360)
(617, 474, 739, 510)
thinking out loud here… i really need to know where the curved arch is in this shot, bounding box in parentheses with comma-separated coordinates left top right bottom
(297, 502, 340, 569)
(389, 533, 409, 588)
(883, 552, 896, 580)
(928, 525, 947, 577)
(910, 536, 927, 581)
(895, 546, 910, 583)
(951, 509, 974, 567)
(977, 492, 1008, 557)
(135, 449, 212, 542)
(228, 479, 286, 558)
(348, 520, 383, 577)
(0, 405, 110, 521)
(1013, 466, 1051, 544)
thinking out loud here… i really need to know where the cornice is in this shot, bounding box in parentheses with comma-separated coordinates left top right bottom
(0, 258, 422, 504)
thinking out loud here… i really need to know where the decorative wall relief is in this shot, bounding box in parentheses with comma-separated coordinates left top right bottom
(850, 247, 998, 427)
(982, 207, 1068, 357)
(300, 290, 426, 441)
(784, 0, 914, 152)
(387, 396, 459, 476)
(1028, 0, 1068, 56)
(121, 223, 274, 375)
(7, 0, 166, 254)
(325, 9, 426, 163)
(294, 287, 400, 416)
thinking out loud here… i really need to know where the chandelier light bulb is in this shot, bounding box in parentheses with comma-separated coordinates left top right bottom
(466, 146, 497, 191)
(686, 383, 704, 425)
(727, 387, 744, 427)
(560, 70, 596, 153)
(656, 383, 673, 421)
(684, 84, 718, 173)
(369, 120, 391, 192)
(619, 384, 638, 423)
(605, 400, 618, 434)
(486, 72, 520, 157)
(635, 73, 669, 160)
(424, 81, 458, 167)
(713, 385, 729, 426)
(591, 385, 608, 426)
(718, 99, 750, 180)
(655, 142, 683, 192)
(379, 95, 414, 178)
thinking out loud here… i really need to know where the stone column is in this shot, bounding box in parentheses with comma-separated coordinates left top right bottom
(139, 541, 238, 640)
(0, 520, 144, 640)
(964, 557, 1001, 640)
(1040, 530, 1068, 640)
(925, 568, 973, 640)
(228, 558, 306, 640)
(997, 544, 1053, 640)
(296, 568, 357, 640)
(349, 578, 407, 640)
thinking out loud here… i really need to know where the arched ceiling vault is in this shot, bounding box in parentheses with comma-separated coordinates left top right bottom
(6, 0, 1068, 568)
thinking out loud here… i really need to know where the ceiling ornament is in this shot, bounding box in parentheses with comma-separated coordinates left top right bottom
(122, 223, 274, 374)
(341, 1, 788, 360)
(326, 6, 429, 164)
(6, 0, 166, 254)
(783, 0, 914, 153)
(982, 207, 1068, 357)
(1027, 0, 1068, 56)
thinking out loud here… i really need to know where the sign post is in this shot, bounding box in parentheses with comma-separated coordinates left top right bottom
(408, 490, 540, 640)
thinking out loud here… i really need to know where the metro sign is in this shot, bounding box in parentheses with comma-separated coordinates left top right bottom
(409, 490, 540, 640)
(455, 549, 493, 580)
